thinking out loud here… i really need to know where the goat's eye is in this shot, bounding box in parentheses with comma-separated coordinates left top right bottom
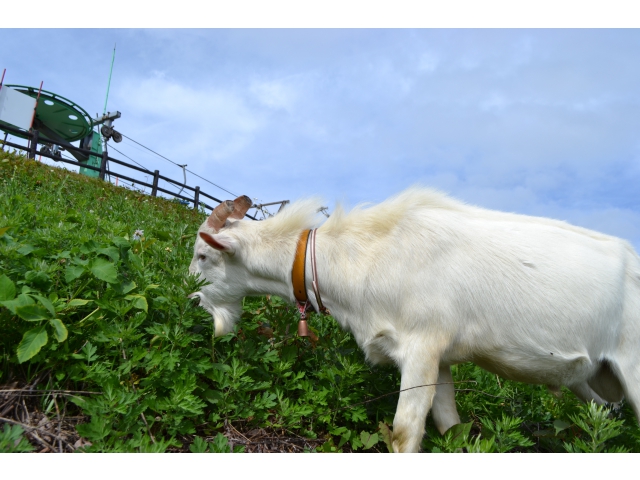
(198, 254, 206, 261)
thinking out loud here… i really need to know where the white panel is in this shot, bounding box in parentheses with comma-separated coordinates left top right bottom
(0, 87, 37, 130)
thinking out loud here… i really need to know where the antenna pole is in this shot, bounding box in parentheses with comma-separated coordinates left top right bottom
(30, 81, 43, 129)
(103, 44, 116, 116)
(1, 70, 6, 151)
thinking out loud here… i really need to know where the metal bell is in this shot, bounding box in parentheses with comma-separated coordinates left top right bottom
(297, 319, 309, 337)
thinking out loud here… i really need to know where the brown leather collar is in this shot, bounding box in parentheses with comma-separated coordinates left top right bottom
(292, 229, 311, 304)
(291, 229, 329, 337)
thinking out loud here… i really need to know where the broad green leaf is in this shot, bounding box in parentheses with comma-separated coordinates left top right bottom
(24, 271, 51, 289)
(71, 257, 89, 267)
(125, 294, 148, 312)
(67, 299, 93, 308)
(0, 226, 10, 236)
(49, 318, 68, 342)
(90, 258, 118, 283)
(33, 295, 56, 317)
(0, 293, 35, 314)
(79, 240, 99, 254)
(97, 246, 120, 262)
(111, 236, 131, 249)
(65, 265, 85, 283)
(112, 279, 136, 295)
(330, 426, 348, 436)
(122, 280, 137, 294)
(360, 431, 379, 450)
(144, 284, 160, 291)
(15, 304, 52, 321)
(17, 245, 36, 256)
(127, 250, 142, 269)
(554, 419, 572, 435)
(16, 326, 48, 363)
(0, 274, 16, 301)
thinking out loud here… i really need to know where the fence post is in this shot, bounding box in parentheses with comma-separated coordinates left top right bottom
(194, 186, 200, 210)
(28, 130, 39, 159)
(99, 147, 108, 180)
(151, 170, 160, 196)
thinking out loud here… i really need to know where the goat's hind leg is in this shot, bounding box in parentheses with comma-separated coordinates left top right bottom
(613, 356, 640, 423)
(569, 382, 607, 405)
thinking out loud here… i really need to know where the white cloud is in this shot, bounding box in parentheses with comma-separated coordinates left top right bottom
(417, 52, 439, 74)
(114, 74, 263, 161)
(479, 92, 510, 112)
(249, 78, 298, 111)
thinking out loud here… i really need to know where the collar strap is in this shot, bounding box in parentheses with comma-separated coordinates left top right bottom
(309, 228, 328, 315)
(291, 229, 329, 337)
(292, 229, 311, 304)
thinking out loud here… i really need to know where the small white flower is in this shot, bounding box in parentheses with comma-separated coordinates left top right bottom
(133, 229, 144, 240)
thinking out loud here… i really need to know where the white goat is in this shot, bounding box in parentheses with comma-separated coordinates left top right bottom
(188, 188, 640, 452)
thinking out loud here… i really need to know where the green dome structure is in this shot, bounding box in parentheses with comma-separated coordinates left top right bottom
(0, 84, 104, 177)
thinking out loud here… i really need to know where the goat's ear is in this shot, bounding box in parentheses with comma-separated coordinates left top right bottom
(199, 232, 235, 254)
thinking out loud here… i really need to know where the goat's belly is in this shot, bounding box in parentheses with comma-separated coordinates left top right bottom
(469, 349, 597, 386)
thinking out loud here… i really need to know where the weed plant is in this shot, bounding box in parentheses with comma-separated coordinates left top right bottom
(1, 150, 639, 452)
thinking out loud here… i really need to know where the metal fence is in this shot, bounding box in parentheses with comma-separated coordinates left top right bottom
(0, 123, 257, 220)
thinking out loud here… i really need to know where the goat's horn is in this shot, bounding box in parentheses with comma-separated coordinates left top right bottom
(229, 195, 253, 220)
(206, 200, 235, 231)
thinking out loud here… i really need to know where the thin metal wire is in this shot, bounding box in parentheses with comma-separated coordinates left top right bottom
(120, 133, 238, 197)
(108, 144, 152, 174)
(109, 144, 180, 193)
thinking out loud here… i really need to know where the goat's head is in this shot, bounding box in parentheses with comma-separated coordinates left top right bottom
(189, 195, 253, 336)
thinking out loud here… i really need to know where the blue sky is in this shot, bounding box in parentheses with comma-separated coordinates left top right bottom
(2, 26, 640, 247)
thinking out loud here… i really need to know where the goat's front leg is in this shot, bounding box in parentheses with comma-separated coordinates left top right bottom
(392, 347, 441, 453)
(431, 365, 461, 434)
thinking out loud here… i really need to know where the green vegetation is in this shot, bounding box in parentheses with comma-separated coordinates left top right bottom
(1, 149, 639, 452)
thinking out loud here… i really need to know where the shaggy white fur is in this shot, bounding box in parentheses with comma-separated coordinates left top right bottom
(189, 187, 640, 452)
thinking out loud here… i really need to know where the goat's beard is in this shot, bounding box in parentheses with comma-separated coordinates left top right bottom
(211, 303, 242, 336)
(191, 291, 242, 337)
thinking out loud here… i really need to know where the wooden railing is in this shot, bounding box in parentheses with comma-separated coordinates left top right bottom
(0, 123, 257, 220)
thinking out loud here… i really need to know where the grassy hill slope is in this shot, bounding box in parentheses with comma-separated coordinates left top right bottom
(1, 149, 639, 452)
